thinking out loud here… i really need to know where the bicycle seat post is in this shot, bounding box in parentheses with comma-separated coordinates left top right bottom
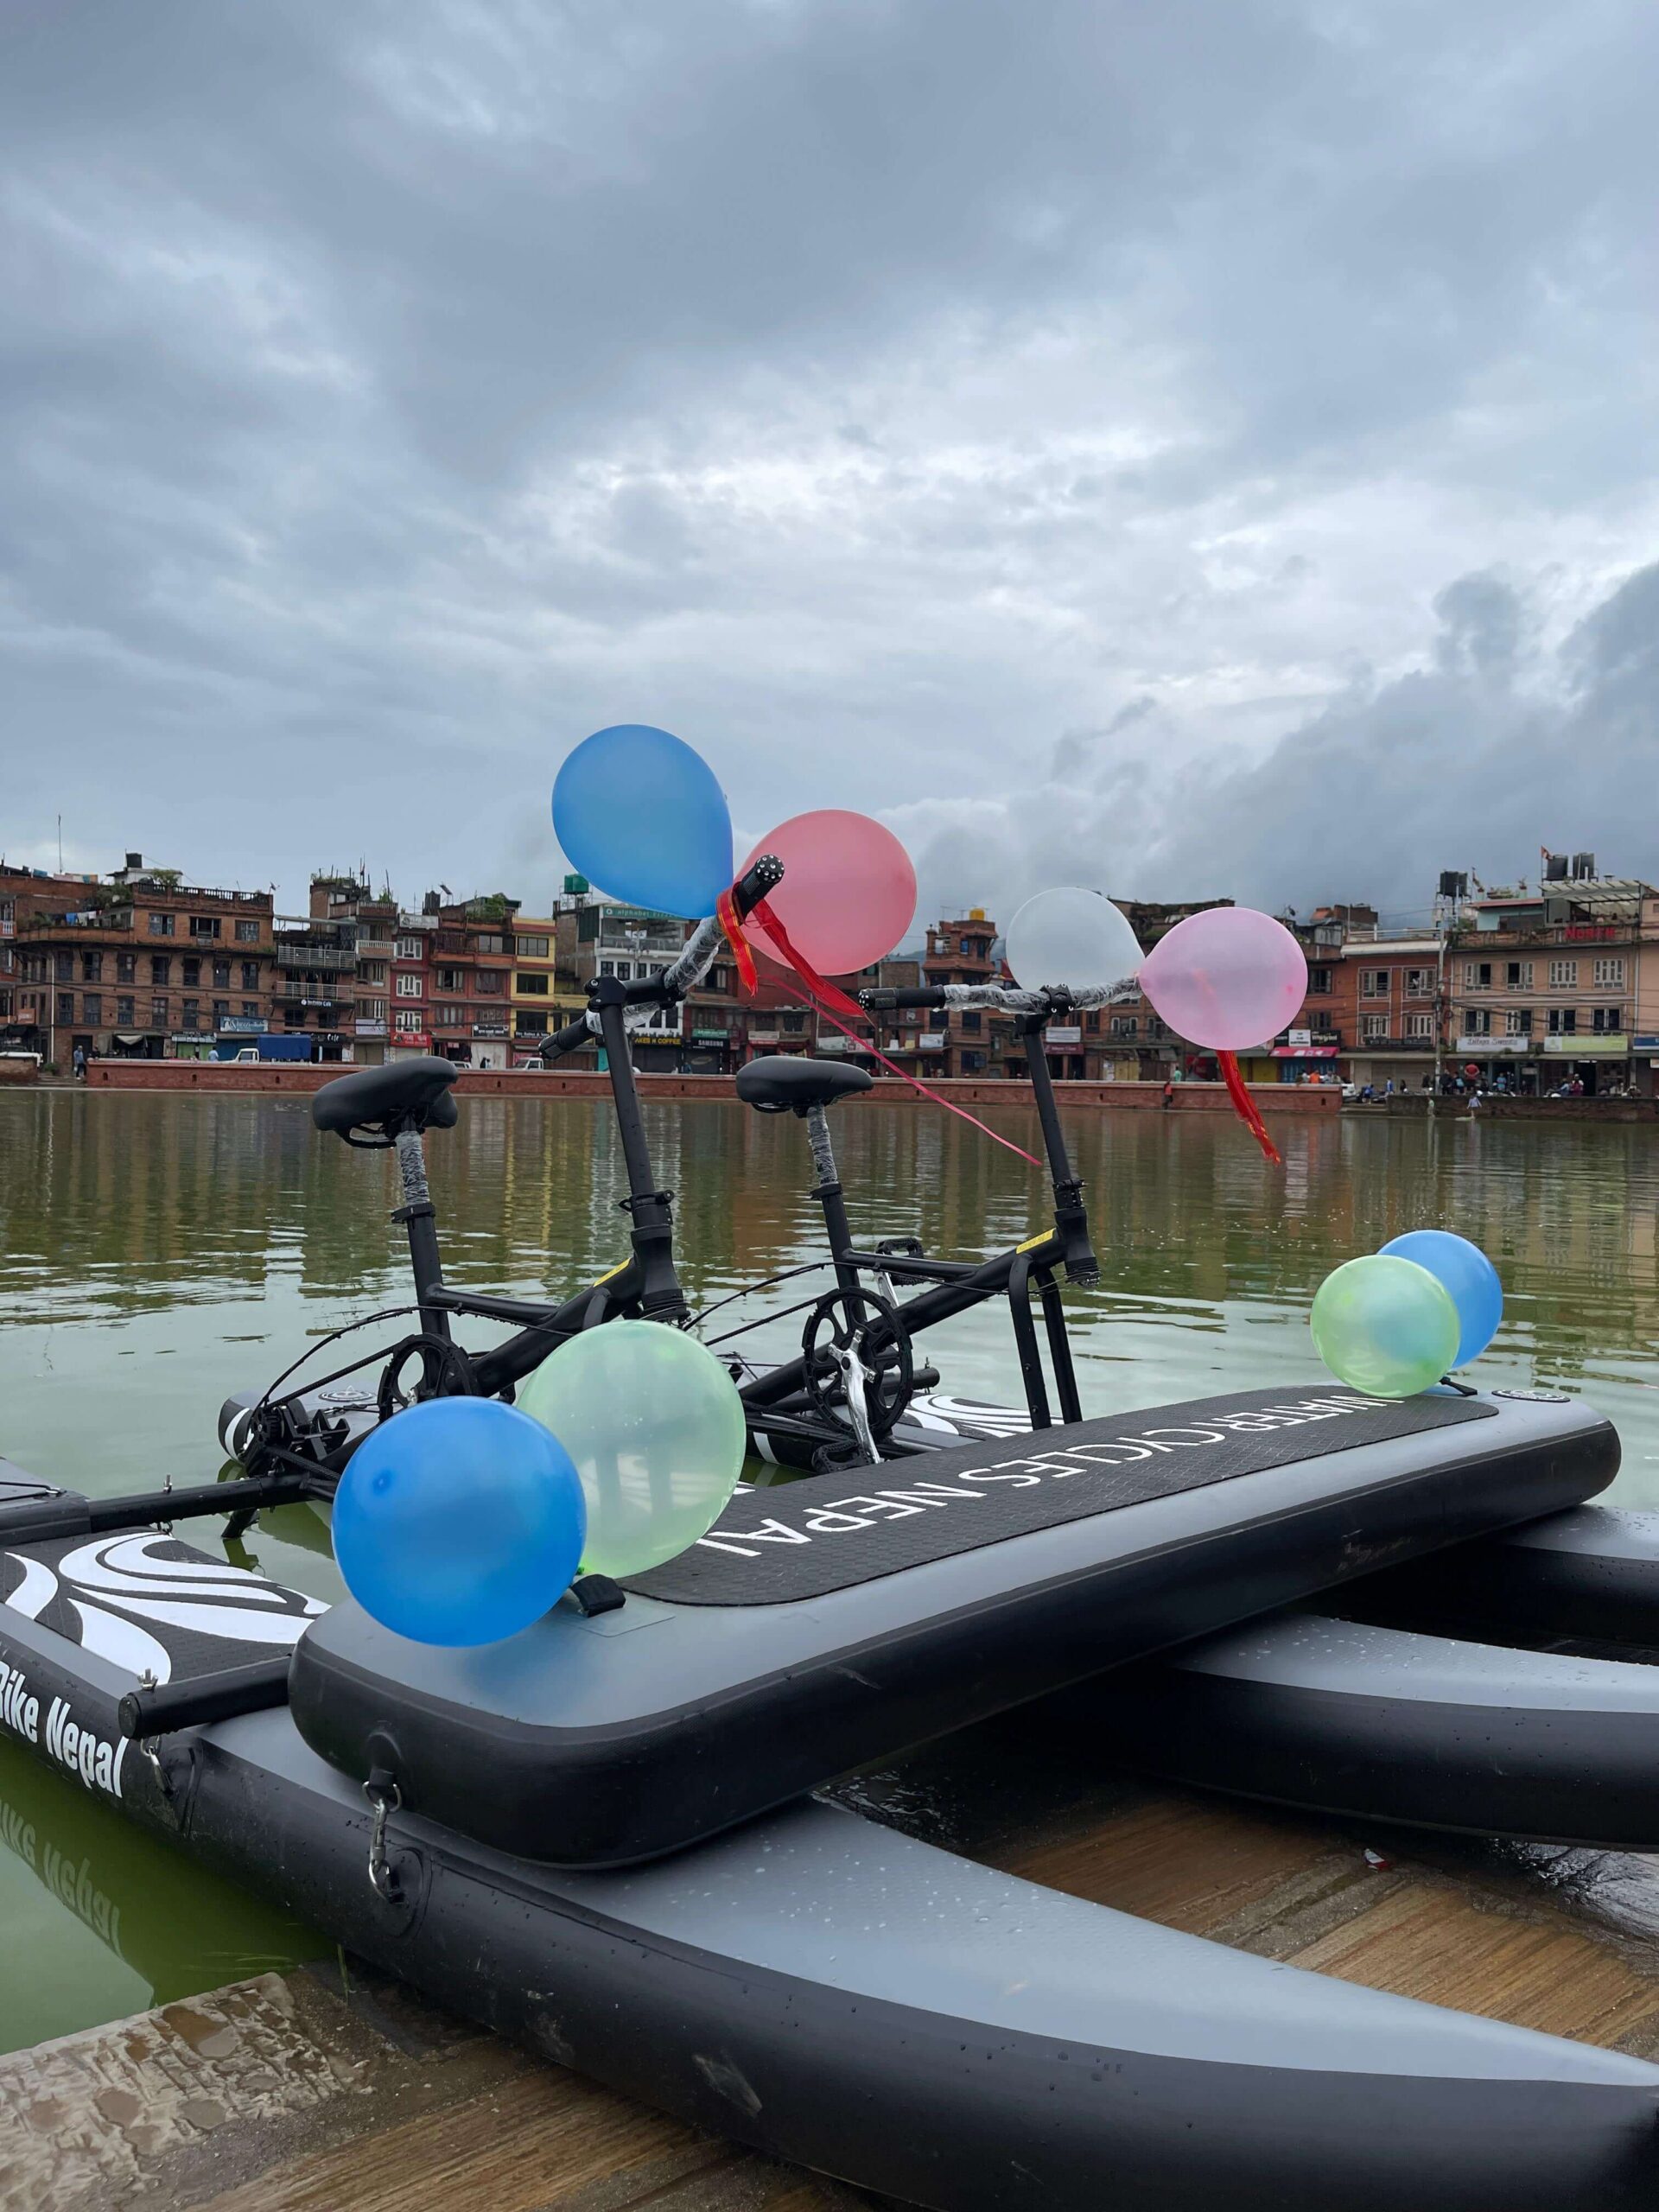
(590, 976, 686, 1323)
(803, 1103, 859, 1288)
(391, 1119, 452, 1344)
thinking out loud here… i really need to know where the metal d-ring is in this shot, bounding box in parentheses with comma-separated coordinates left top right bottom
(364, 1771, 404, 1902)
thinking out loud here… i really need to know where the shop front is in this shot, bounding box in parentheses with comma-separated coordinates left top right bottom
(1268, 1039, 1343, 1087)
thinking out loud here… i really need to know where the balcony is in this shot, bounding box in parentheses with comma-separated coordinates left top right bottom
(274, 941, 356, 971)
(355, 940, 396, 962)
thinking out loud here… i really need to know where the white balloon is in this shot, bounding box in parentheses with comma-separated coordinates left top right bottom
(1004, 887, 1142, 994)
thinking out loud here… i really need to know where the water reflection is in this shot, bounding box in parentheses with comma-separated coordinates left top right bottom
(4, 1090, 1659, 1504)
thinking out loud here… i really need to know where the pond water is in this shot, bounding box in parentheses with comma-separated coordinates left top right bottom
(2, 1088, 1657, 2050)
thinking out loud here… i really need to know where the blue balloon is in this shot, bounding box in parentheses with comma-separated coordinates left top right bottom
(1378, 1230, 1503, 1369)
(553, 725, 733, 918)
(333, 1397, 586, 1647)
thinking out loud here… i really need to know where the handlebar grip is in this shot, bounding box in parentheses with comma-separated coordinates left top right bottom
(861, 986, 945, 1011)
(730, 853, 784, 921)
(540, 1014, 596, 1061)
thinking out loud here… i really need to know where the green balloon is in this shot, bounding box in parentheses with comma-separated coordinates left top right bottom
(1310, 1254, 1460, 1399)
(516, 1321, 746, 1577)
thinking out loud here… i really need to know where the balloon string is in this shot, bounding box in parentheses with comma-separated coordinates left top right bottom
(730, 895, 1045, 1166)
(1218, 1049, 1282, 1165)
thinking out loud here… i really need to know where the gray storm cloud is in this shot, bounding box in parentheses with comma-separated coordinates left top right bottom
(2, 2, 1656, 912)
(896, 564, 1659, 924)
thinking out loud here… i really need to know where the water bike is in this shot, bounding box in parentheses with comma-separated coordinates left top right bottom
(218, 924, 1110, 1487)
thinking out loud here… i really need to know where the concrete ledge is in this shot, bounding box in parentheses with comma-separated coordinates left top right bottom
(78, 1062, 1338, 1113)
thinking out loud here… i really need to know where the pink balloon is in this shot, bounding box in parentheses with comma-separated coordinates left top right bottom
(1139, 906, 1308, 1052)
(739, 810, 918, 976)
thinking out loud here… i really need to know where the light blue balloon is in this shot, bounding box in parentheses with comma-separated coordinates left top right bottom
(553, 725, 734, 918)
(1378, 1230, 1503, 1369)
(333, 1397, 586, 1647)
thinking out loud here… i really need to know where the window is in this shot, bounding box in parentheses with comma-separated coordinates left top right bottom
(959, 1010, 982, 1033)
(395, 1008, 424, 1033)
(361, 998, 387, 1022)
(359, 962, 387, 985)
(961, 1050, 984, 1071)
(1504, 1008, 1532, 1037)
(1548, 958, 1578, 988)
(212, 999, 230, 1024)
(474, 971, 503, 994)
(1360, 1013, 1387, 1040)
(1504, 961, 1533, 990)
(1461, 961, 1491, 990)
(213, 959, 231, 988)
(598, 958, 617, 978)
(1360, 969, 1389, 998)
(516, 972, 550, 995)
(83, 992, 101, 1025)
(1592, 1007, 1624, 1033)
(117, 952, 136, 984)
(150, 955, 171, 986)
(181, 957, 200, 986)
(475, 933, 505, 955)
(80, 951, 102, 982)
(150, 995, 168, 1027)
(1593, 957, 1626, 988)
(433, 1004, 465, 1027)
(1548, 1007, 1577, 1035)
(117, 995, 135, 1026)
(396, 935, 423, 961)
(1464, 1008, 1492, 1036)
(240, 962, 258, 992)
(517, 935, 550, 959)
(189, 916, 221, 941)
(241, 1000, 259, 1019)
(56, 992, 74, 1024)
(396, 972, 423, 998)
(436, 967, 466, 993)
(1109, 1016, 1138, 1039)
(181, 1000, 200, 1030)
(1404, 969, 1431, 997)
(778, 1011, 806, 1033)
(235, 918, 260, 942)
(54, 950, 73, 982)
(515, 1011, 549, 1036)
(1406, 1011, 1433, 1039)
(148, 912, 175, 936)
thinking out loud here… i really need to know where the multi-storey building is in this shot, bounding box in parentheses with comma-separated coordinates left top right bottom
(918, 911, 1001, 1077)
(1451, 859, 1650, 1096)
(304, 874, 402, 1066)
(388, 900, 437, 1060)
(427, 894, 520, 1070)
(507, 914, 569, 1058)
(1, 863, 105, 1049)
(9, 855, 275, 1064)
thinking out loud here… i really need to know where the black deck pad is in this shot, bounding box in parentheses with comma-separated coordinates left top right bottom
(628, 1388, 1496, 1606)
(0, 1529, 326, 1686)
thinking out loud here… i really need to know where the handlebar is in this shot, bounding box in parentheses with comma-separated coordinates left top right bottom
(540, 854, 785, 1062)
(658, 853, 784, 998)
(861, 977, 1137, 1015)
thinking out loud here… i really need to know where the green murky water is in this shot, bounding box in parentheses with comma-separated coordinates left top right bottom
(2, 1089, 1658, 2050)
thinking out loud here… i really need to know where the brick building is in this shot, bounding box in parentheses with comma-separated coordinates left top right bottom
(388, 901, 437, 1060)
(7, 855, 275, 1064)
(426, 894, 519, 1070)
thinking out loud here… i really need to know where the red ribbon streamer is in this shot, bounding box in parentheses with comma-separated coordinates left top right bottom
(715, 887, 758, 994)
(1218, 1049, 1282, 1165)
(722, 888, 1045, 1169)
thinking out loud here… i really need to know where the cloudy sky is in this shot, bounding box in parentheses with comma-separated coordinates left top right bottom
(4, 1, 1656, 926)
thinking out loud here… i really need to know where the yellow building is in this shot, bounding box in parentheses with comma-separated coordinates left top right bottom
(508, 917, 581, 1053)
